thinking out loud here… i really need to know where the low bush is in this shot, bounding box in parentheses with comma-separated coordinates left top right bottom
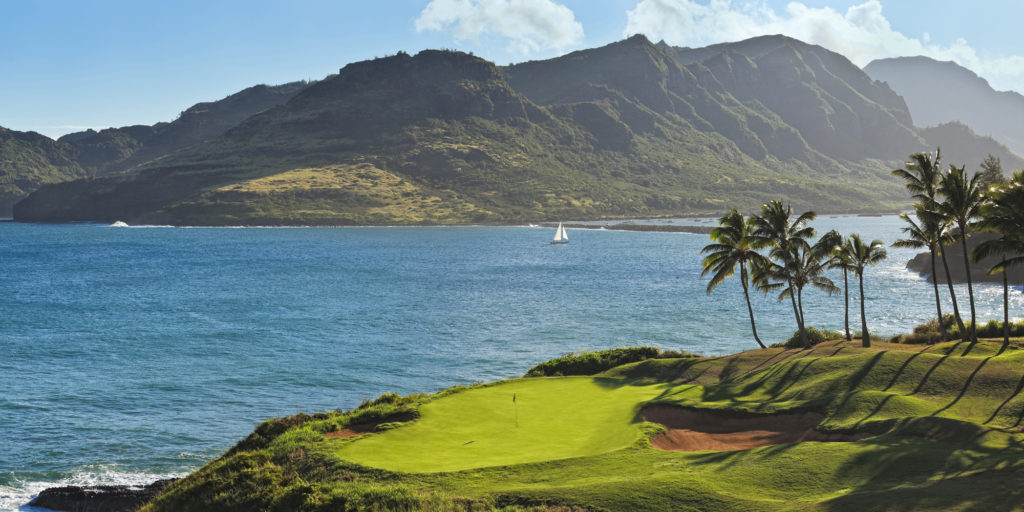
(890, 314, 959, 344)
(777, 327, 843, 348)
(525, 346, 696, 377)
(886, 314, 1024, 344)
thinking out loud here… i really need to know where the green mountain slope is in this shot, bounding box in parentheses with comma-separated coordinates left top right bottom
(13, 38, 915, 225)
(919, 121, 1024, 171)
(58, 81, 309, 175)
(658, 35, 922, 162)
(0, 127, 85, 216)
(13, 36, 1017, 225)
(0, 82, 308, 215)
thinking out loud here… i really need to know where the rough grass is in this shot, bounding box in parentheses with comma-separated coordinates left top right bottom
(144, 339, 1024, 512)
(209, 162, 490, 224)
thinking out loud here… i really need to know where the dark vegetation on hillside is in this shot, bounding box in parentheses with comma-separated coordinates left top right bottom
(524, 346, 696, 376)
(0, 127, 86, 215)
(10, 35, 1021, 225)
(0, 82, 306, 215)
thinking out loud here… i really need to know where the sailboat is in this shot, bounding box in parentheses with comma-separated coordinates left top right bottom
(551, 222, 569, 244)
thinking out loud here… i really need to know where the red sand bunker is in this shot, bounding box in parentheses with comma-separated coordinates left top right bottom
(323, 422, 378, 439)
(642, 405, 871, 452)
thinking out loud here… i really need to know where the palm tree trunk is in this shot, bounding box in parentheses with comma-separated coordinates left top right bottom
(930, 249, 948, 342)
(859, 271, 870, 347)
(843, 268, 851, 341)
(939, 245, 968, 338)
(1003, 255, 1010, 351)
(787, 278, 807, 348)
(798, 286, 808, 347)
(959, 230, 979, 343)
(740, 262, 766, 349)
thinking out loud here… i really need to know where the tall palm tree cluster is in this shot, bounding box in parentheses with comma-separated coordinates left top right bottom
(701, 200, 886, 349)
(893, 148, 1024, 351)
(704, 148, 1024, 352)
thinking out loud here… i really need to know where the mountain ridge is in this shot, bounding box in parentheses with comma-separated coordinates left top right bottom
(9, 35, 1023, 224)
(865, 55, 1024, 158)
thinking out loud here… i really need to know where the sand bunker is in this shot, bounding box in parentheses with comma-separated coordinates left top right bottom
(323, 422, 378, 439)
(642, 405, 871, 452)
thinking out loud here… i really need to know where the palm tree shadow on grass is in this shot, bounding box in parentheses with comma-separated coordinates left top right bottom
(984, 371, 1024, 426)
(930, 356, 992, 417)
(824, 352, 886, 424)
(882, 345, 933, 392)
(820, 434, 1024, 512)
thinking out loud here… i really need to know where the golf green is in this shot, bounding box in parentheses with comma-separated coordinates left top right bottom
(333, 376, 671, 472)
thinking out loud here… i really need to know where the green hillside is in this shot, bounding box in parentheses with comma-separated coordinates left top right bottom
(14, 37, 923, 225)
(0, 82, 308, 214)
(141, 340, 1024, 511)
(0, 126, 85, 216)
(11, 35, 1021, 225)
(58, 81, 310, 176)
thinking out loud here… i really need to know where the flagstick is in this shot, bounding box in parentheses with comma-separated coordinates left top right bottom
(513, 392, 519, 428)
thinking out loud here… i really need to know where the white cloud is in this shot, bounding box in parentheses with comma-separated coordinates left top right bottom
(624, 0, 1024, 93)
(416, 0, 584, 54)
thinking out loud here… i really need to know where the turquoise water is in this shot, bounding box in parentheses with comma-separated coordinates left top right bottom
(1, 217, 1020, 509)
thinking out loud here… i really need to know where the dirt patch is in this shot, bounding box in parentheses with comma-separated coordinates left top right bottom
(642, 405, 871, 452)
(323, 422, 379, 439)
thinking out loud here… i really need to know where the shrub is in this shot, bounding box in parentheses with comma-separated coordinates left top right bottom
(974, 318, 1024, 338)
(780, 327, 843, 348)
(525, 346, 694, 377)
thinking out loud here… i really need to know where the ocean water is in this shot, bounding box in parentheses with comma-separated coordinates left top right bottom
(2, 217, 1021, 510)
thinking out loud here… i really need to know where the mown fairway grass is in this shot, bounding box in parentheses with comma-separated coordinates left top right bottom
(145, 339, 1024, 512)
(335, 376, 670, 472)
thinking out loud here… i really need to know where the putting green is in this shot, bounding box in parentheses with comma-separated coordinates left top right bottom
(333, 376, 670, 472)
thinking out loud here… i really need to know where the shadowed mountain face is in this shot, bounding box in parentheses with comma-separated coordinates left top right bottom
(58, 81, 309, 175)
(865, 56, 1024, 159)
(0, 82, 308, 214)
(666, 35, 922, 162)
(10, 36, 1019, 225)
(0, 127, 85, 216)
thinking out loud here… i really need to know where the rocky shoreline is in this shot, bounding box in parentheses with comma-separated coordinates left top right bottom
(905, 233, 1024, 285)
(540, 222, 713, 234)
(28, 479, 178, 512)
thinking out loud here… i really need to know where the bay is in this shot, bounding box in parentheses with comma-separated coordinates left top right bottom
(1, 217, 1020, 510)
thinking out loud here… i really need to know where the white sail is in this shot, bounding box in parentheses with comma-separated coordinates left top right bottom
(552, 222, 568, 243)
(553, 222, 564, 241)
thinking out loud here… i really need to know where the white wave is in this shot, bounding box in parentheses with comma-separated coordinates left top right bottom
(0, 466, 189, 512)
(104, 221, 176, 229)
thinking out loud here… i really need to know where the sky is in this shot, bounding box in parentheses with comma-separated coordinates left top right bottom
(2, 0, 1022, 139)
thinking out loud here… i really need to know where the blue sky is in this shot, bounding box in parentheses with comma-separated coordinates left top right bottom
(2, 0, 1021, 139)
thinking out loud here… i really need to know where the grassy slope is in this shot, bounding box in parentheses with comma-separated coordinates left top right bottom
(145, 340, 1024, 512)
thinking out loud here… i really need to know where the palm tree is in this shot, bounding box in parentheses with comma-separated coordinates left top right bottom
(701, 209, 771, 349)
(758, 234, 839, 348)
(937, 164, 986, 343)
(893, 207, 954, 342)
(846, 234, 887, 347)
(892, 148, 943, 204)
(972, 173, 1024, 351)
(820, 230, 854, 341)
(750, 200, 817, 347)
(893, 148, 968, 336)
